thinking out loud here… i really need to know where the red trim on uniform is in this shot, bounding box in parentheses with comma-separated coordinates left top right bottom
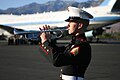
(76, 37, 87, 42)
(39, 45, 49, 55)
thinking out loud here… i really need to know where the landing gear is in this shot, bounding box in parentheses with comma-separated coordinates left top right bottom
(87, 36, 100, 43)
(87, 37, 93, 42)
(95, 36, 100, 42)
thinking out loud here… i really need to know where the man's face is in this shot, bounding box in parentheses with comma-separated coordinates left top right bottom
(67, 22, 79, 35)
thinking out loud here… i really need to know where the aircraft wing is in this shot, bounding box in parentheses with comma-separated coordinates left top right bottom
(0, 25, 24, 34)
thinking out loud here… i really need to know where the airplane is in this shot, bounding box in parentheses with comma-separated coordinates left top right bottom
(83, 0, 120, 41)
(0, 0, 120, 44)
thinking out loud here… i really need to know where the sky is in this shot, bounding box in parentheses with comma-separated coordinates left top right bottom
(0, 0, 88, 10)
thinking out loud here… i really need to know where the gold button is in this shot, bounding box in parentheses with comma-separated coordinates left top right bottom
(44, 47, 47, 49)
(42, 44, 44, 47)
(47, 49, 49, 52)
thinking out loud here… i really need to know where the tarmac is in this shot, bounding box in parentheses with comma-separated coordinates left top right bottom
(0, 41, 120, 80)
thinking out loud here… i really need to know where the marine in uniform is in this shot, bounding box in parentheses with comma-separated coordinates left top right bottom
(39, 6, 93, 80)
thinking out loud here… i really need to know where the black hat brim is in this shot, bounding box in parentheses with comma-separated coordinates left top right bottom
(65, 17, 88, 22)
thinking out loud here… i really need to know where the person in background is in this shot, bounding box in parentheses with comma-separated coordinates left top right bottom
(39, 6, 93, 80)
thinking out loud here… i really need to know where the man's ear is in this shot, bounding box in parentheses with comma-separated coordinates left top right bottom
(78, 23, 83, 29)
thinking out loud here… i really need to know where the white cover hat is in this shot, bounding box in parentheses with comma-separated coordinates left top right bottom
(65, 6, 93, 22)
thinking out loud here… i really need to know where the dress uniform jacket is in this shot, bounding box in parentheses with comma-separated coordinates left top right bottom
(39, 33, 91, 78)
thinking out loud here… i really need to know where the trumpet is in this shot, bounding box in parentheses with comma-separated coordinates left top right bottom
(14, 28, 68, 39)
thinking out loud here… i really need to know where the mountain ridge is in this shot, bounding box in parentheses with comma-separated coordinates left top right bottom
(0, 0, 100, 15)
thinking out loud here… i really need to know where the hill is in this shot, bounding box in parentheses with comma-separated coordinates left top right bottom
(0, 0, 99, 15)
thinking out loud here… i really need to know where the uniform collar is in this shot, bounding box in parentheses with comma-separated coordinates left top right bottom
(71, 33, 87, 44)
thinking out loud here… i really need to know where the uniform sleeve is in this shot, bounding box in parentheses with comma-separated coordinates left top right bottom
(39, 39, 73, 67)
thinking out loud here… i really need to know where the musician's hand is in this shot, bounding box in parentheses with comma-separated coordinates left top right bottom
(39, 25, 51, 43)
